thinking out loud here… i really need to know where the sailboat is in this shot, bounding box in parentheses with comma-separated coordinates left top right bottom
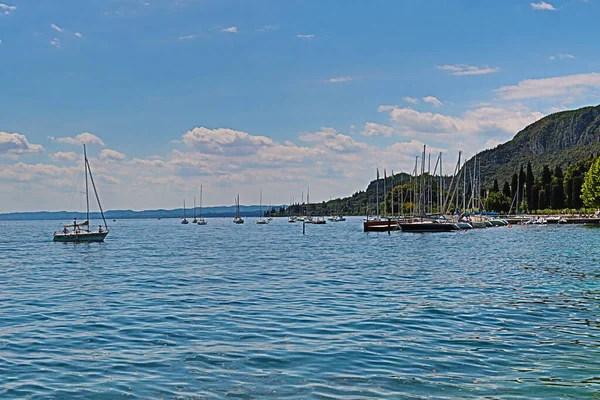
(53, 144, 109, 242)
(233, 194, 244, 224)
(256, 189, 268, 224)
(181, 199, 189, 224)
(197, 185, 208, 225)
(192, 196, 198, 224)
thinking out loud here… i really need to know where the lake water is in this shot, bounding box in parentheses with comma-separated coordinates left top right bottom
(1, 217, 599, 399)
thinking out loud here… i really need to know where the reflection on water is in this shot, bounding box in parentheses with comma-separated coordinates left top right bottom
(1, 218, 599, 398)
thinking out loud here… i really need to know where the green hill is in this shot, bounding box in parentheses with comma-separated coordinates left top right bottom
(470, 104, 600, 186)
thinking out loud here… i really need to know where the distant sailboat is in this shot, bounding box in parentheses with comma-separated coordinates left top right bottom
(233, 194, 244, 224)
(181, 199, 189, 224)
(53, 144, 109, 242)
(256, 189, 268, 224)
(192, 196, 198, 224)
(197, 185, 207, 225)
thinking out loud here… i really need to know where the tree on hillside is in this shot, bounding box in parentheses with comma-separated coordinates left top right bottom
(541, 165, 552, 186)
(582, 157, 600, 208)
(519, 165, 526, 208)
(492, 179, 499, 193)
(511, 173, 518, 200)
(526, 162, 534, 208)
(551, 165, 565, 209)
(502, 181, 511, 198)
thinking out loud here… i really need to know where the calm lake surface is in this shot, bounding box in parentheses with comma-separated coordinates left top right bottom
(1, 217, 599, 399)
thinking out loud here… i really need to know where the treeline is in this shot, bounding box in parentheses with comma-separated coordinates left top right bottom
(485, 156, 596, 213)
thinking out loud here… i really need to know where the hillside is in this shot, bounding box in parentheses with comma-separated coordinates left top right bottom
(470, 105, 600, 186)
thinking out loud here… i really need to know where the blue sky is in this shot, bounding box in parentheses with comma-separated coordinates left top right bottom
(1, 0, 600, 212)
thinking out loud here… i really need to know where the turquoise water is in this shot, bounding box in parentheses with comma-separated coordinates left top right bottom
(1, 218, 599, 399)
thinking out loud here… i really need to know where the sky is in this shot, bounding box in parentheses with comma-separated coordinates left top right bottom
(1, 0, 600, 212)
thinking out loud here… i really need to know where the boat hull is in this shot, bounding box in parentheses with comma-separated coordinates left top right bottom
(53, 231, 108, 242)
(363, 220, 399, 232)
(399, 223, 455, 233)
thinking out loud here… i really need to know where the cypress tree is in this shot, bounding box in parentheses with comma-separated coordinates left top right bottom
(492, 179, 499, 193)
(531, 184, 540, 211)
(526, 162, 535, 208)
(542, 165, 552, 186)
(573, 176, 584, 209)
(519, 165, 526, 208)
(511, 173, 518, 200)
(503, 181, 511, 198)
(538, 189, 547, 210)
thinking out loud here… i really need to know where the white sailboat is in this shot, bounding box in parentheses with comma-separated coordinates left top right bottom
(53, 144, 109, 242)
(256, 188, 268, 224)
(233, 194, 244, 224)
(197, 185, 207, 225)
(181, 199, 189, 224)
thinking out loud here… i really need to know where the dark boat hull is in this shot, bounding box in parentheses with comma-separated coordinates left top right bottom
(399, 223, 455, 233)
(53, 231, 108, 242)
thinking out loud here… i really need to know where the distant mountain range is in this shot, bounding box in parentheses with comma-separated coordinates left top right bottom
(0, 205, 281, 221)
(467, 104, 600, 186)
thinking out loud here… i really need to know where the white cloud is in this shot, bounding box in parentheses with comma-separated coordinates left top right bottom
(549, 53, 575, 61)
(495, 72, 600, 100)
(182, 127, 274, 155)
(49, 38, 61, 49)
(0, 3, 16, 14)
(0, 132, 45, 155)
(178, 34, 196, 40)
(222, 26, 238, 33)
(74, 32, 83, 38)
(361, 122, 396, 137)
(423, 96, 443, 107)
(51, 24, 64, 33)
(364, 105, 544, 145)
(437, 64, 501, 76)
(100, 149, 126, 161)
(299, 127, 368, 153)
(297, 34, 315, 39)
(531, 1, 557, 10)
(0, 39, 3, 45)
(49, 132, 105, 146)
(325, 76, 357, 84)
(403, 97, 419, 104)
(50, 151, 79, 162)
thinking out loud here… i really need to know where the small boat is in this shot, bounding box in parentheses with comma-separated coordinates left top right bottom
(53, 145, 109, 242)
(192, 196, 198, 224)
(233, 194, 244, 224)
(334, 215, 346, 222)
(288, 216, 297, 223)
(181, 199, 189, 224)
(197, 185, 208, 225)
(256, 189, 269, 224)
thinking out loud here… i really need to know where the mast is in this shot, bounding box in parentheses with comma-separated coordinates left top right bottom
(462, 159, 466, 213)
(183, 199, 186, 219)
(259, 188, 262, 218)
(193, 196, 196, 219)
(84, 144, 90, 225)
(383, 169, 386, 217)
(391, 171, 394, 217)
(200, 185, 203, 218)
(376, 169, 379, 218)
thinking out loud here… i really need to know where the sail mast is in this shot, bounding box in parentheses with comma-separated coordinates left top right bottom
(84, 144, 90, 225)
(200, 185, 203, 218)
